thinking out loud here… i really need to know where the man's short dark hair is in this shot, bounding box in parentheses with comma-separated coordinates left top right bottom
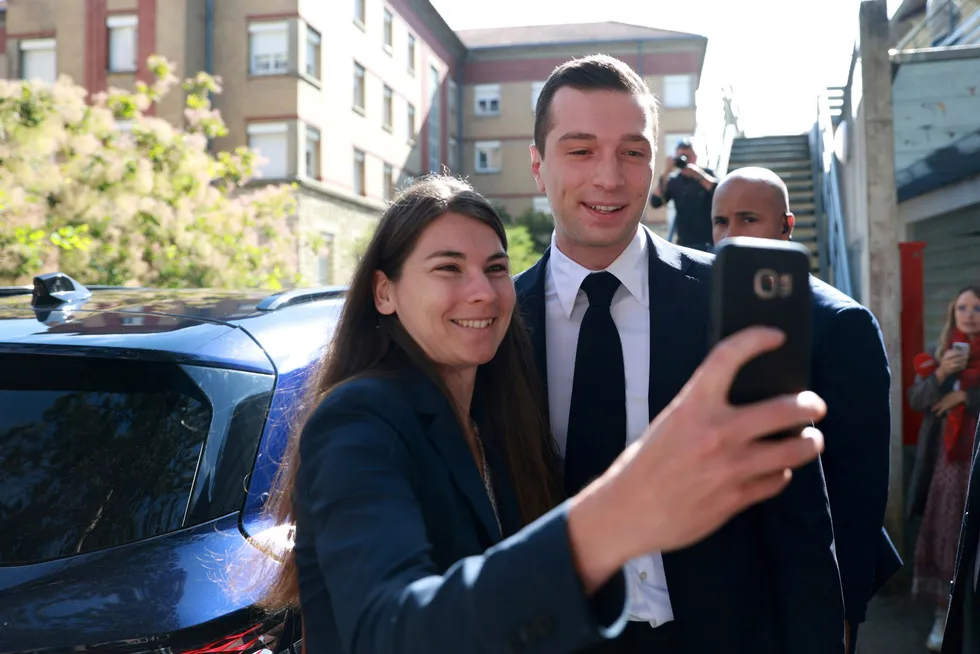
(533, 54, 659, 159)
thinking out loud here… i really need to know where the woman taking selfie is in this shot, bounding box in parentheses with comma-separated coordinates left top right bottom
(256, 175, 828, 654)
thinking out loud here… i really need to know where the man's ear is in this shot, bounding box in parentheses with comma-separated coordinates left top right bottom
(782, 212, 795, 239)
(530, 144, 546, 193)
(373, 270, 396, 315)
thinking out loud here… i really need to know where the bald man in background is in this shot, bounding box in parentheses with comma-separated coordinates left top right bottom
(712, 168, 902, 652)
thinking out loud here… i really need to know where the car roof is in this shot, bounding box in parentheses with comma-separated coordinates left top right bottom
(0, 281, 346, 375)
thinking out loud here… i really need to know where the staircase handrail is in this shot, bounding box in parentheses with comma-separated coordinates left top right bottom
(813, 92, 854, 298)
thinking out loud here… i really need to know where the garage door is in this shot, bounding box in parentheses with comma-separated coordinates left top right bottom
(910, 203, 980, 349)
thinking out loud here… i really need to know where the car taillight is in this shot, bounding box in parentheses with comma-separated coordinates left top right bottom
(179, 611, 299, 654)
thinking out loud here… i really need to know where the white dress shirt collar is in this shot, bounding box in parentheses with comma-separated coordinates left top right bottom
(548, 227, 650, 319)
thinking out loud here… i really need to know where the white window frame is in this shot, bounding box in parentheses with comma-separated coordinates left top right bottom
(107, 15, 138, 73)
(249, 21, 289, 76)
(247, 122, 289, 180)
(407, 34, 416, 73)
(383, 85, 393, 131)
(532, 196, 551, 215)
(662, 75, 694, 109)
(305, 125, 321, 179)
(531, 81, 545, 113)
(383, 9, 394, 51)
(474, 84, 500, 116)
(383, 163, 395, 200)
(20, 38, 57, 83)
(305, 25, 321, 79)
(353, 149, 367, 196)
(353, 62, 366, 111)
(474, 140, 502, 173)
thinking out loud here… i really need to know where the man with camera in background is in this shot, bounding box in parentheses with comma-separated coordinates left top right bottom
(649, 138, 718, 252)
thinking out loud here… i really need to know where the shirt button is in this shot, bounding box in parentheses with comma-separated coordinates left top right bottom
(639, 571, 648, 582)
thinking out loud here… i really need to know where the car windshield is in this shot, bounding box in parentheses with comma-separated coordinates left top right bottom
(0, 354, 212, 564)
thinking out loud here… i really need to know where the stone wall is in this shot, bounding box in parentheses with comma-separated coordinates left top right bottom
(295, 183, 383, 287)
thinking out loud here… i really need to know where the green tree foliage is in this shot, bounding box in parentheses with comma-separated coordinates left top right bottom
(0, 57, 298, 288)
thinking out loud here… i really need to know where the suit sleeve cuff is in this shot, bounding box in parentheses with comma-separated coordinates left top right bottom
(482, 500, 629, 649)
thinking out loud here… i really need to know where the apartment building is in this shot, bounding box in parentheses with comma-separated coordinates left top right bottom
(0, 0, 463, 285)
(457, 23, 708, 235)
(0, 1, 706, 282)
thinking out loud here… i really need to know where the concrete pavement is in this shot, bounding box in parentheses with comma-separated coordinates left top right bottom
(857, 590, 937, 653)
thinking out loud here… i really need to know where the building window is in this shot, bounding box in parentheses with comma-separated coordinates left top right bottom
(354, 0, 366, 26)
(663, 75, 694, 108)
(407, 34, 416, 74)
(448, 79, 457, 114)
(306, 25, 321, 79)
(448, 136, 457, 171)
(305, 125, 321, 179)
(247, 122, 289, 180)
(533, 196, 551, 214)
(474, 84, 500, 116)
(428, 66, 441, 173)
(475, 141, 502, 173)
(317, 232, 334, 285)
(383, 85, 393, 131)
(353, 62, 366, 112)
(383, 9, 393, 51)
(20, 38, 57, 83)
(249, 21, 289, 76)
(353, 149, 366, 196)
(383, 163, 395, 201)
(107, 15, 138, 73)
(531, 81, 545, 113)
(407, 103, 416, 141)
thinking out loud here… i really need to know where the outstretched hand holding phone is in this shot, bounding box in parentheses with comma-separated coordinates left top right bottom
(567, 325, 826, 593)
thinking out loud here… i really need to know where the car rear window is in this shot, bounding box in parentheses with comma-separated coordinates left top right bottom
(0, 354, 213, 564)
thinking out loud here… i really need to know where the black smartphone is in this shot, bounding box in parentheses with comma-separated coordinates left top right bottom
(710, 237, 812, 420)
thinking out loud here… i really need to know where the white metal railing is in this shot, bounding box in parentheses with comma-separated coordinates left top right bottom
(813, 93, 854, 298)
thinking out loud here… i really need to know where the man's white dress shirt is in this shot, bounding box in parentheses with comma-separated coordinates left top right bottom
(544, 227, 674, 627)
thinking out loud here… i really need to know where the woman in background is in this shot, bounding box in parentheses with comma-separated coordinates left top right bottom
(907, 285, 980, 652)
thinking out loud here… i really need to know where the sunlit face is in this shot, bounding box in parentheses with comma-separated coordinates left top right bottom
(373, 212, 515, 373)
(530, 88, 655, 267)
(712, 178, 793, 244)
(954, 290, 980, 337)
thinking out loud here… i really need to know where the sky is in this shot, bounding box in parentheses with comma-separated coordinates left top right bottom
(430, 0, 906, 137)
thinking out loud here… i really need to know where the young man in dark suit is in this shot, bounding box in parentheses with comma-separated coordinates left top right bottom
(943, 421, 980, 653)
(515, 55, 845, 653)
(710, 166, 902, 652)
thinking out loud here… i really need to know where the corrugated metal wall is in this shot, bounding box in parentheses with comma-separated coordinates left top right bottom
(911, 203, 980, 348)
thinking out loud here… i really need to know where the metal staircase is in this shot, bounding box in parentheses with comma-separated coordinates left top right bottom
(725, 135, 823, 276)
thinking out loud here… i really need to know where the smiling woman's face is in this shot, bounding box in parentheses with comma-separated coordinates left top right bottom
(373, 211, 515, 373)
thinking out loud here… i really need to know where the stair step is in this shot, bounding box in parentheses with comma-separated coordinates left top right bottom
(734, 135, 809, 146)
(728, 159, 810, 170)
(787, 181, 814, 192)
(729, 149, 811, 161)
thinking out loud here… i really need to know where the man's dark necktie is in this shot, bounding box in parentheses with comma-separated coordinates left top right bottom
(564, 271, 627, 497)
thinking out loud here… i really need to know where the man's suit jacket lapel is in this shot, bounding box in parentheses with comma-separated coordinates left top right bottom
(645, 231, 711, 418)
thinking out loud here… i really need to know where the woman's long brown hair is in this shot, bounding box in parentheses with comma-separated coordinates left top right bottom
(935, 284, 980, 358)
(256, 174, 563, 610)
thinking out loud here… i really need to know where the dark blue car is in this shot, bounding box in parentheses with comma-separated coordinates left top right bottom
(0, 273, 344, 654)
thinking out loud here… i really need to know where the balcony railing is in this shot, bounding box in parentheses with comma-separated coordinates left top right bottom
(895, 0, 980, 50)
